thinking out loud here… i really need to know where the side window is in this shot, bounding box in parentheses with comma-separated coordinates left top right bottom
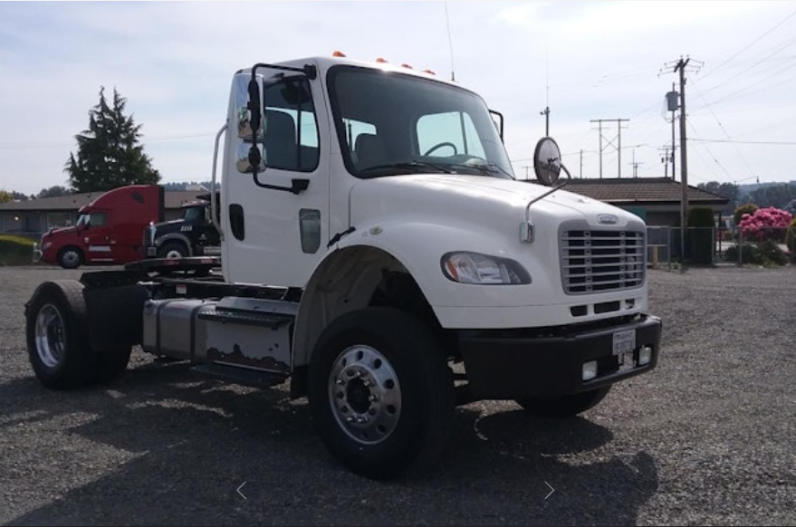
(417, 112, 486, 159)
(90, 212, 108, 227)
(263, 79, 320, 172)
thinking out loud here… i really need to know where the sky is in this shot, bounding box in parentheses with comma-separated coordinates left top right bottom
(1, 0, 795, 195)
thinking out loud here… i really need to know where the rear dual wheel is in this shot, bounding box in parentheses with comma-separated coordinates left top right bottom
(26, 280, 131, 390)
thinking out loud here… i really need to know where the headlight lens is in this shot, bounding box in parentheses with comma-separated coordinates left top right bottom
(441, 252, 531, 285)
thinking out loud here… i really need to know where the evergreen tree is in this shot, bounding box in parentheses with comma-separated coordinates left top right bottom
(65, 87, 161, 193)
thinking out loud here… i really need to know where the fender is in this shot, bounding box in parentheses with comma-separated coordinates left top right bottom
(291, 217, 538, 367)
(154, 232, 193, 256)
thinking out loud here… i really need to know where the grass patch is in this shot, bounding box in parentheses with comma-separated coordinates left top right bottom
(0, 234, 36, 266)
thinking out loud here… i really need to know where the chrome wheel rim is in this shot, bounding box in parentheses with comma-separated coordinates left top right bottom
(328, 345, 402, 445)
(165, 249, 183, 259)
(35, 304, 66, 369)
(61, 250, 79, 267)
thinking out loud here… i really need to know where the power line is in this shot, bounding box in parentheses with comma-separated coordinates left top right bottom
(700, 6, 796, 80)
(689, 138, 796, 146)
(688, 78, 756, 179)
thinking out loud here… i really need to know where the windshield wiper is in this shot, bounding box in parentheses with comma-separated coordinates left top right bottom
(359, 161, 453, 178)
(448, 161, 515, 179)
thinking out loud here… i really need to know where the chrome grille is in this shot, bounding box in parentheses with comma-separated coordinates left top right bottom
(142, 227, 153, 247)
(560, 229, 645, 294)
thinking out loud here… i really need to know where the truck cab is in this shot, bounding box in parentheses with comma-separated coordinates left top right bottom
(143, 195, 220, 259)
(34, 185, 164, 268)
(25, 55, 661, 480)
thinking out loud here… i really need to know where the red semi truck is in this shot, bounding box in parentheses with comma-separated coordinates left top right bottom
(33, 185, 164, 268)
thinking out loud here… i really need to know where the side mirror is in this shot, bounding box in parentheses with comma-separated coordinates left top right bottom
(533, 137, 563, 186)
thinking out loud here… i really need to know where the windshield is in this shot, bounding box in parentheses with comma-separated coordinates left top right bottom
(183, 206, 205, 222)
(328, 66, 514, 180)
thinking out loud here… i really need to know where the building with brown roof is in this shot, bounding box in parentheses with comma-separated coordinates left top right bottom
(0, 190, 207, 236)
(555, 177, 729, 226)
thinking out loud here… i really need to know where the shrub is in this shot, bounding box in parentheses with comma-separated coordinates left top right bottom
(737, 207, 792, 243)
(0, 234, 35, 266)
(726, 240, 788, 266)
(687, 207, 715, 264)
(786, 216, 796, 254)
(757, 239, 788, 266)
(733, 203, 759, 227)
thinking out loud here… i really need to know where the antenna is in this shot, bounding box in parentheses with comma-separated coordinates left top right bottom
(444, 1, 456, 82)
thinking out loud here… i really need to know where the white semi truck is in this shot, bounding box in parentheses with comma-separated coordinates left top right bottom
(25, 54, 661, 480)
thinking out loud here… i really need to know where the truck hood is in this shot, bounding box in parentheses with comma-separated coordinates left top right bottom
(349, 174, 643, 230)
(42, 226, 78, 240)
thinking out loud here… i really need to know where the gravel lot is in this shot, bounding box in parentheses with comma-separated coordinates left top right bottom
(1, 265, 794, 525)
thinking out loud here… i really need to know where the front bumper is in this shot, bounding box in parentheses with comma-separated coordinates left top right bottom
(457, 314, 662, 400)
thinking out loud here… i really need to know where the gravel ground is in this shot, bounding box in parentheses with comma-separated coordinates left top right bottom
(0, 265, 794, 526)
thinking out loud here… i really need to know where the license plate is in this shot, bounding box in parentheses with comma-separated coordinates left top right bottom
(612, 329, 636, 355)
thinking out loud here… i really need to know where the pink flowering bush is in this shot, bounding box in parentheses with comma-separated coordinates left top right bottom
(738, 207, 793, 242)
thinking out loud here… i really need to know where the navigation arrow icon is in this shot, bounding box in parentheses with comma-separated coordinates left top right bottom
(544, 481, 555, 500)
(237, 481, 247, 500)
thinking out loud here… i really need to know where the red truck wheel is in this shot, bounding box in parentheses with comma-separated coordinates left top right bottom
(57, 247, 83, 269)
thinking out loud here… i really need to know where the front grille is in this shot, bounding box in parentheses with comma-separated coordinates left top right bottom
(143, 228, 153, 247)
(560, 229, 645, 294)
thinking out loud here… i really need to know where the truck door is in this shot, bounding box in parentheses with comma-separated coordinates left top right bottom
(82, 210, 115, 263)
(222, 64, 330, 288)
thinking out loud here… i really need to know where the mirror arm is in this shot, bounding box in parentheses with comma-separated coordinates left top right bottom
(523, 161, 572, 223)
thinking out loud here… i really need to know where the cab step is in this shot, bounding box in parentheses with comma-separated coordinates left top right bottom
(191, 363, 288, 388)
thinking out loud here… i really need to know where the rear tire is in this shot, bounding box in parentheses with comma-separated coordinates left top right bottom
(57, 247, 83, 269)
(515, 386, 612, 418)
(26, 280, 131, 390)
(157, 241, 188, 259)
(308, 307, 454, 480)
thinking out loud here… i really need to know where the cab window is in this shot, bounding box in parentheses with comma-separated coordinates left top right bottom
(263, 78, 319, 172)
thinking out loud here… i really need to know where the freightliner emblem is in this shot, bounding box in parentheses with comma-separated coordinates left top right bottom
(597, 214, 618, 224)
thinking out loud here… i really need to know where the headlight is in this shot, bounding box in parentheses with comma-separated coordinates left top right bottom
(441, 252, 531, 285)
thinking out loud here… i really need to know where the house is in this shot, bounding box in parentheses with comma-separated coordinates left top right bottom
(558, 177, 729, 226)
(0, 190, 207, 236)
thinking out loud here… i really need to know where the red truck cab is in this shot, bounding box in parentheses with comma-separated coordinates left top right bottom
(34, 185, 164, 269)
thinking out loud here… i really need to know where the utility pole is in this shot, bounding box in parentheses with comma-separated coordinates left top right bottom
(630, 149, 643, 178)
(540, 107, 550, 136)
(659, 146, 670, 178)
(590, 118, 629, 178)
(662, 57, 703, 261)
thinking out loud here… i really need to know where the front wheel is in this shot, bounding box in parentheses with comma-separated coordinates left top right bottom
(308, 307, 454, 480)
(57, 247, 83, 269)
(515, 386, 612, 419)
(157, 241, 188, 259)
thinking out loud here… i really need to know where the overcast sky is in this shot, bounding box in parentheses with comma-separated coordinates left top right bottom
(1, 1, 795, 195)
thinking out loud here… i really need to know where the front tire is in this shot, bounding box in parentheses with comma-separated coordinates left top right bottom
(57, 247, 83, 269)
(515, 386, 612, 418)
(157, 241, 188, 259)
(308, 307, 454, 480)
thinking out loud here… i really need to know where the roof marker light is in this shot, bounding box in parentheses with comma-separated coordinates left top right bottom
(376, 57, 388, 63)
(333, 51, 346, 57)
(402, 63, 412, 69)
(422, 69, 436, 75)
